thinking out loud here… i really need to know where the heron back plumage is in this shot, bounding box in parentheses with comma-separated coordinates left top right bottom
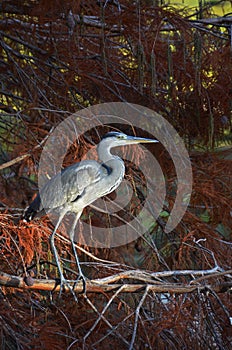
(23, 160, 112, 221)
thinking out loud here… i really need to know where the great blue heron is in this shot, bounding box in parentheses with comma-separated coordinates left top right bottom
(23, 131, 158, 296)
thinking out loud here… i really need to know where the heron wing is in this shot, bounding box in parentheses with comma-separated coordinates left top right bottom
(39, 160, 106, 210)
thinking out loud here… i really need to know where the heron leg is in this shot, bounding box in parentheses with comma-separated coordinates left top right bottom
(50, 211, 77, 301)
(69, 212, 87, 294)
(50, 214, 65, 279)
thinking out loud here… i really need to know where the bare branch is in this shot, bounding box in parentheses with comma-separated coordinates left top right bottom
(0, 270, 231, 294)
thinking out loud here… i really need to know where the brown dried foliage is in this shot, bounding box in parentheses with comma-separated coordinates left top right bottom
(0, 1, 231, 349)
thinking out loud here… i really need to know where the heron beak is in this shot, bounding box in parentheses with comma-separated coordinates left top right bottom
(125, 136, 159, 144)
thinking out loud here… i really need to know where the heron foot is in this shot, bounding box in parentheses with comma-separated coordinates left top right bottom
(73, 272, 87, 294)
(53, 276, 78, 303)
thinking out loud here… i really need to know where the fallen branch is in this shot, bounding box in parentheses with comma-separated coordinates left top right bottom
(0, 270, 231, 294)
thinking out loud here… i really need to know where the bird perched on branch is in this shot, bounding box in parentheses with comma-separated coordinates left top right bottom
(23, 131, 158, 297)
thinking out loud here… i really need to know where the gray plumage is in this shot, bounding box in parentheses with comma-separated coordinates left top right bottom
(24, 161, 111, 221)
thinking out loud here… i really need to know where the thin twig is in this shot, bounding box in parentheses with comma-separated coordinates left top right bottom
(92, 312, 134, 348)
(0, 127, 54, 171)
(129, 285, 149, 350)
(83, 285, 125, 343)
(82, 294, 130, 349)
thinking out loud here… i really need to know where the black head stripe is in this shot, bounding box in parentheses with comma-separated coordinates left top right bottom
(102, 132, 120, 139)
(102, 131, 125, 139)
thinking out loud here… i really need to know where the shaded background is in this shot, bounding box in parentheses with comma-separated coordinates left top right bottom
(0, 1, 231, 349)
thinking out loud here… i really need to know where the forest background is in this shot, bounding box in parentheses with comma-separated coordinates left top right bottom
(0, 1, 231, 349)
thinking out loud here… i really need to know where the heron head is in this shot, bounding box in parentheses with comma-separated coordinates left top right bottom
(101, 131, 159, 147)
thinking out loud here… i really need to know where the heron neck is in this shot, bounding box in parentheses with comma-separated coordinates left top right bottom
(97, 142, 125, 173)
(97, 141, 125, 192)
(97, 142, 116, 163)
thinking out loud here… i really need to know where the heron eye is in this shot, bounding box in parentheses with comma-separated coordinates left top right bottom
(118, 134, 126, 139)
